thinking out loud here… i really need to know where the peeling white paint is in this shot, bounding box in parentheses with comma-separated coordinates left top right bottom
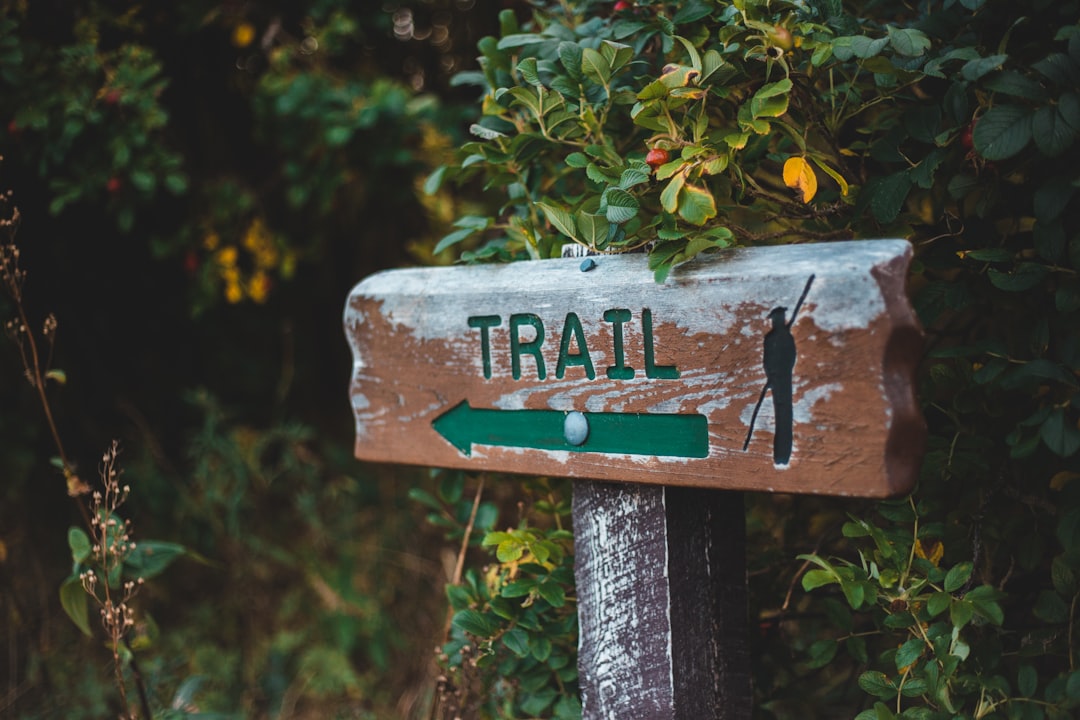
(346, 240, 907, 344)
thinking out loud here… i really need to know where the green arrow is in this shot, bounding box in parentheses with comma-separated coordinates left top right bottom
(432, 401, 709, 458)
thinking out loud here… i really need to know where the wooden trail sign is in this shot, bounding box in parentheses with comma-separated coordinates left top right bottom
(345, 239, 924, 720)
(344, 239, 924, 498)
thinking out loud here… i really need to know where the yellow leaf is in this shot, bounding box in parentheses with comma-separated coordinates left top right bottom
(1051, 471, 1080, 490)
(914, 539, 943, 567)
(809, 157, 849, 196)
(783, 156, 818, 203)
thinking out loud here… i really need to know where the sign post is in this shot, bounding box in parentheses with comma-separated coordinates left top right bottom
(344, 240, 924, 717)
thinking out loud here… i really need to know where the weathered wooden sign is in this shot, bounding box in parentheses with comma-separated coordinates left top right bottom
(344, 239, 923, 497)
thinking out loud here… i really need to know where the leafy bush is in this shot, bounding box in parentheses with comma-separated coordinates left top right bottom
(429, 0, 1080, 717)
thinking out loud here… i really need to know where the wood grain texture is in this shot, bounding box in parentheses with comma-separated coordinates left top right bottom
(574, 482, 750, 719)
(344, 240, 924, 497)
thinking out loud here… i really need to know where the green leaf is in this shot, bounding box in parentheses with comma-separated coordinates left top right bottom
(1033, 105, 1077, 156)
(1019, 664, 1038, 697)
(1066, 670, 1080, 699)
(497, 539, 525, 563)
(1054, 557, 1080, 595)
(673, 0, 713, 24)
(124, 540, 185, 579)
(750, 78, 792, 119)
(537, 201, 579, 240)
(558, 41, 583, 80)
(677, 183, 717, 225)
(452, 608, 499, 637)
(983, 70, 1050, 102)
(1059, 507, 1080, 552)
(581, 47, 611, 84)
(895, 637, 924, 670)
(1034, 179, 1074, 224)
(68, 526, 91, 564)
(802, 568, 838, 591)
(60, 575, 92, 637)
(565, 151, 589, 168)
(130, 170, 155, 193)
(496, 33, 545, 50)
(868, 172, 913, 224)
(961, 54, 1008, 81)
(965, 585, 1005, 625)
(619, 167, 650, 190)
(701, 49, 724, 80)
(944, 561, 973, 592)
(987, 262, 1048, 292)
(1041, 408, 1080, 457)
(600, 40, 634, 74)
(434, 227, 478, 254)
(1034, 589, 1069, 623)
(805, 639, 838, 669)
(858, 671, 898, 699)
(424, 165, 448, 195)
(973, 105, 1034, 160)
(833, 36, 889, 61)
(949, 599, 974, 629)
(537, 580, 566, 608)
(1060, 92, 1080, 132)
(927, 591, 951, 617)
(576, 212, 610, 248)
(1033, 53, 1079, 86)
(963, 248, 1012, 262)
(530, 634, 553, 662)
(502, 627, 530, 657)
(887, 26, 930, 57)
(517, 57, 541, 87)
(446, 584, 473, 611)
(661, 173, 686, 213)
(602, 188, 639, 225)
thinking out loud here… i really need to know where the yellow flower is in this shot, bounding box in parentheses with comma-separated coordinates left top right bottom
(248, 271, 271, 303)
(203, 231, 220, 250)
(216, 246, 238, 267)
(225, 280, 243, 304)
(232, 22, 256, 48)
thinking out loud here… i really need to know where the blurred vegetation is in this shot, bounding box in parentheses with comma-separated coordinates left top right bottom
(5, 0, 1080, 719)
(0, 1, 516, 717)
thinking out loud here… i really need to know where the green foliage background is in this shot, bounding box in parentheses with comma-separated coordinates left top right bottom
(3, 0, 1080, 719)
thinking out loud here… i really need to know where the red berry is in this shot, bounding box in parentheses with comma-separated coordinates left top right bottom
(614, 0, 632, 9)
(960, 120, 976, 151)
(104, 89, 121, 105)
(183, 251, 199, 275)
(7, 119, 18, 135)
(646, 148, 670, 171)
(106, 176, 122, 194)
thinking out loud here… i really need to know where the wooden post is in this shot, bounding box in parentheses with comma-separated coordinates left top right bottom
(574, 483, 750, 719)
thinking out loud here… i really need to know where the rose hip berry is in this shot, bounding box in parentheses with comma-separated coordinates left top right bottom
(613, 0, 632, 10)
(646, 148, 670, 171)
(960, 120, 976, 151)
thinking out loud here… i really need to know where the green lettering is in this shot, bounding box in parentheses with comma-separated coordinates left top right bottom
(643, 308, 679, 379)
(555, 312, 595, 380)
(468, 315, 502, 379)
(603, 308, 635, 380)
(510, 313, 546, 380)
